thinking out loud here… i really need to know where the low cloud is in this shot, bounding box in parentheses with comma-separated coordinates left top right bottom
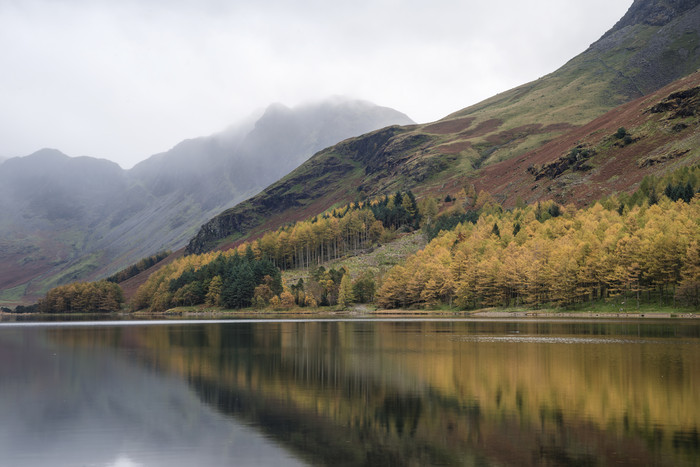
(0, 0, 632, 168)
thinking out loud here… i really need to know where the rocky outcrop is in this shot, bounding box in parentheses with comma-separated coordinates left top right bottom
(648, 86, 700, 117)
(527, 146, 596, 181)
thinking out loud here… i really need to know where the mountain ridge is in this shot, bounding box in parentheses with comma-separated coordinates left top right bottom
(603, 0, 699, 34)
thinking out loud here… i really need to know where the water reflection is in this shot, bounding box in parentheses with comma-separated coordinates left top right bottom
(0, 325, 305, 467)
(1, 320, 699, 466)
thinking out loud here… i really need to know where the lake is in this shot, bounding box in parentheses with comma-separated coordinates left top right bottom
(0, 318, 698, 466)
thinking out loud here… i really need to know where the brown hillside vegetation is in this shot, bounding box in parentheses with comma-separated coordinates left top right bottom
(474, 71, 700, 207)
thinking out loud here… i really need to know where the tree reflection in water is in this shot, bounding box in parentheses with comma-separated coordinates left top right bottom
(12, 319, 700, 466)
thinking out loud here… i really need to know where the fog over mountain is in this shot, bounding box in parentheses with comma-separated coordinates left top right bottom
(0, 0, 632, 167)
(0, 98, 412, 301)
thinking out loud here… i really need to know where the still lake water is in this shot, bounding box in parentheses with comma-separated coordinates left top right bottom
(0, 318, 698, 466)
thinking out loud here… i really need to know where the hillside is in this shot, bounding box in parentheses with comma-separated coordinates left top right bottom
(186, 0, 700, 255)
(474, 71, 700, 206)
(0, 99, 412, 304)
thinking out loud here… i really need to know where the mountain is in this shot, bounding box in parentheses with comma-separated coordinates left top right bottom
(0, 99, 412, 303)
(0, 149, 128, 300)
(187, 0, 700, 254)
(119, 98, 413, 263)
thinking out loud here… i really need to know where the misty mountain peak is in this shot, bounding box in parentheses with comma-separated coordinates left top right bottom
(263, 102, 292, 115)
(27, 147, 70, 161)
(1, 148, 69, 174)
(3, 148, 123, 176)
(253, 103, 296, 131)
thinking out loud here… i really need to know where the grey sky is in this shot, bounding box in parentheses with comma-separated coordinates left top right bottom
(0, 0, 632, 168)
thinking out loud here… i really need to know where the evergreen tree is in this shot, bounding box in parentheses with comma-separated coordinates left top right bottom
(352, 271, 376, 303)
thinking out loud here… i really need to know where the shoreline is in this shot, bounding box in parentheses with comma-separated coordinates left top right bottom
(356, 309, 700, 319)
(2, 307, 699, 320)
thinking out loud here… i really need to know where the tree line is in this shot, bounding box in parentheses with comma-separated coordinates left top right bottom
(131, 191, 424, 312)
(106, 250, 171, 283)
(250, 190, 422, 270)
(133, 247, 282, 312)
(37, 281, 124, 313)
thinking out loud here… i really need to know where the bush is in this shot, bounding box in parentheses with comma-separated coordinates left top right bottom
(615, 127, 628, 139)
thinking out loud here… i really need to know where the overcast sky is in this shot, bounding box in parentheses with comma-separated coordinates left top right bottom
(0, 0, 633, 169)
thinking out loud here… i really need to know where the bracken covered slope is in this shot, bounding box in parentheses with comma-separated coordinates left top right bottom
(474, 71, 700, 207)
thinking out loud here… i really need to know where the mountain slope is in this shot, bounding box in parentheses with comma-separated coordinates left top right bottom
(0, 99, 412, 303)
(437, 0, 700, 167)
(187, 0, 700, 254)
(117, 98, 414, 265)
(474, 71, 700, 207)
(0, 150, 128, 297)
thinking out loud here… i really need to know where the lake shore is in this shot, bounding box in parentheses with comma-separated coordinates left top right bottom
(166, 305, 700, 320)
(373, 309, 699, 319)
(2, 306, 699, 320)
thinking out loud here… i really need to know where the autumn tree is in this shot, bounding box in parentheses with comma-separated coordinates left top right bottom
(38, 280, 125, 313)
(205, 275, 223, 306)
(676, 241, 700, 306)
(337, 274, 355, 309)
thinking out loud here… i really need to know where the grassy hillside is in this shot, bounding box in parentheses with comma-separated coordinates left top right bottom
(475, 71, 700, 207)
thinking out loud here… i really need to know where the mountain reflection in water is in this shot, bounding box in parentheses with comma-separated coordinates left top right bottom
(0, 323, 305, 467)
(0, 319, 698, 466)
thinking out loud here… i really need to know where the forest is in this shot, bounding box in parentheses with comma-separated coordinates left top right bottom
(37, 281, 124, 313)
(133, 248, 282, 312)
(255, 190, 422, 269)
(371, 167, 700, 310)
(131, 191, 421, 312)
(377, 197, 700, 309)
